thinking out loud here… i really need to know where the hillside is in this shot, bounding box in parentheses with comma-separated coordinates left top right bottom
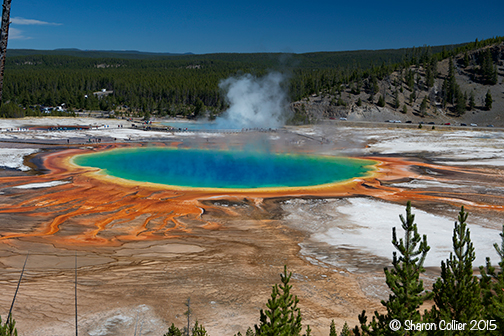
(292, 41, 504, 127)
(1, 38, 503, 125)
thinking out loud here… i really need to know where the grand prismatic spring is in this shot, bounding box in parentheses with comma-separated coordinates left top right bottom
(1, 134, 502, 247)
(72, 148, 376, 189)
(1, 123, 504, 335)
(1, 143, 381, 244)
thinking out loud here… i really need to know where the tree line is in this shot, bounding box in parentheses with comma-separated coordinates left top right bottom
(2, 37, 502, 119)
(300, 36, 503, 121)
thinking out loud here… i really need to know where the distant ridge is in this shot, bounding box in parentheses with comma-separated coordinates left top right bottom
(6, 48, 194, 59)
(6, 43, 468, 68)
(8, 44, 469, 60)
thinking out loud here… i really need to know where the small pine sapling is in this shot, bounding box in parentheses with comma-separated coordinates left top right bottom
(192, 321, 208, 336)
(355, 201, 431, 335)
(0, 316, 17, 336)
(163, 323, 182, 336)
(340, 322, 351, 336)
(329, 320, 337, 336)
(254, 265, 303, 336)
(430, 207, 482, 324)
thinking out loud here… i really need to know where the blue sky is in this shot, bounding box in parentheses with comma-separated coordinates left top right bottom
(8, 0, 504, 54)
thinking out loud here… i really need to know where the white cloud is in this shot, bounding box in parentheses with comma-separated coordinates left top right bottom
(8, 27, 31, 40)
(11, 17, 62, 26)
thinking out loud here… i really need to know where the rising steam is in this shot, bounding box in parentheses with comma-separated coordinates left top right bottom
(215, 72, 291, 129)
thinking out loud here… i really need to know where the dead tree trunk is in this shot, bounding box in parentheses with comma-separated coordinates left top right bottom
(0, 0, 12, 104)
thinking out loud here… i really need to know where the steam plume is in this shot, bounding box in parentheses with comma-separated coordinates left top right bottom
(215, 72, 290, 129)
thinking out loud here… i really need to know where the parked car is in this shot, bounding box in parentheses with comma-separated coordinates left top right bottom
(444, 123, 451, 125)
(339, 117, 347, 121)
(470, 123, 478, 127)
(487, 124, 494, 127)
(405, 120, 412, 124)
(460, 123, 467, 126)
(428, 122, 435, 125)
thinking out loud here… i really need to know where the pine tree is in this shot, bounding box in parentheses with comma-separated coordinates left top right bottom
(468, 91, 475, 110)
(463, 51, 470, 68)
(192, 321, 208, 336)
(491, 65, 498, 85)
(455, 90, 466, 116)
(406, 69, 415, 90)
(371, 76, 379, 96)
(409, 91, 416, 104)
(193, 98, 205, 118)
(377, 95, 385, 107)
(442, 58, 461, 108)
(425, 65, 435, 88)
(164, 323, 182, 336)
(329, 320, 337, 336)
(480, 225, 504, 335)
(485, 90, 493, 110)
(340, 322, 351, 336)
(355, 201, 431, 336)
(393, 90, 400, 109)
(0, 316, 17, 336)
(420, 97, 428, 116)
(164, 321, 208, 336)
(480, 49, 497, 85)
(430, 207, 482, 329)
(255, 265, 303, 336)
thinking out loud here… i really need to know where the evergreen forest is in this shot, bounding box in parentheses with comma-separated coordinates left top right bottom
(2, 36, 503, 120)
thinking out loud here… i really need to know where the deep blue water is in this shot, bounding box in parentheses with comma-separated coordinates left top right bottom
(73, 148, 375, 189)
